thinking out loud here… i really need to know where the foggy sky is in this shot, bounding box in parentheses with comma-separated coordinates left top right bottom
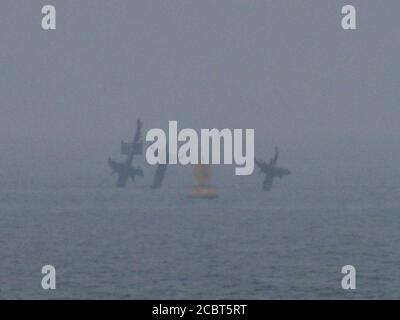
(0, 1, 399, 186)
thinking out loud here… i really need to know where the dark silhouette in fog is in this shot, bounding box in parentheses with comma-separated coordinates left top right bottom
(151, 146, 169, 189)
(108, 119, 144, 188)
(256, 147, 291, 191)
(151, 164, 167, 188)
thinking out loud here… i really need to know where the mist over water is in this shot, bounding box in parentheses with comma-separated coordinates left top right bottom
(1, 1, 400, 299)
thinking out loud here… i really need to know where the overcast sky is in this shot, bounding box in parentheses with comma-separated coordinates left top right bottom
(0, 1, 399, 186)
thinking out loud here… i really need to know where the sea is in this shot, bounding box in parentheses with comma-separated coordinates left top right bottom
(1, 181, 399, 299)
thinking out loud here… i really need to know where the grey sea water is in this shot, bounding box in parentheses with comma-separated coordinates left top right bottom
(1, 182, 399, 299)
